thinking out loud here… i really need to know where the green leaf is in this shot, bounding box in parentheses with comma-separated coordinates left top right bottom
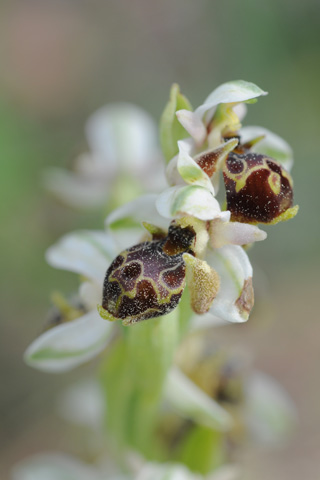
(160, 84, 192, 163)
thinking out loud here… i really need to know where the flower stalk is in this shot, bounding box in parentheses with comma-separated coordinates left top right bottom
(100, 309, 180, 459)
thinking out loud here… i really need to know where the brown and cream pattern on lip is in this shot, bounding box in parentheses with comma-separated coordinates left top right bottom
(223, 152, 294, 224)
(101, 224, 197, 325)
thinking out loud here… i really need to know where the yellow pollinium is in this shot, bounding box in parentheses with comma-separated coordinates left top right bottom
(183, 253, 220, 315)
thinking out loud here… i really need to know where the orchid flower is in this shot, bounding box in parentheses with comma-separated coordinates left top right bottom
(43, 103, 165, 209)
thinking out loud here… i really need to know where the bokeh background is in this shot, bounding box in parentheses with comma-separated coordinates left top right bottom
(1, 0, 319, 478)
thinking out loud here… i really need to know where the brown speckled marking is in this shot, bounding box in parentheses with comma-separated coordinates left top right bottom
(223, 153, 294, 224)
(101, 223, 196, 325)
(235, 277, 254, 318)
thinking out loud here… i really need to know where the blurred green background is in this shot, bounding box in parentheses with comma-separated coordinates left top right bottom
(1, 1, 319, 478)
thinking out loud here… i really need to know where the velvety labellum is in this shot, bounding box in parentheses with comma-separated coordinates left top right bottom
(101, 225, 196, 325)
(223, 153, 294, 224)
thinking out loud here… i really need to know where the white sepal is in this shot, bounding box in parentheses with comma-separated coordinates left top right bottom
(195, 80, 267, 121)
(209, 217, 267, 249)
(164, 367, 233, 431)
(24, 310, 112, 373)
(156, 185, 222, 221)
(206, 245, 253, 323)
(46, 230, 116, 284)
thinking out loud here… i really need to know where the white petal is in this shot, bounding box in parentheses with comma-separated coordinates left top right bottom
(79, 281, 102, 310)
(164, 367, 233, 431)
(137, 462, 198, 480)
(46, 230, 116, 284)
(190, 312, 229, 331)
(43, 168, 108, 209)
(245, 372, 297, 446)
(86, 103, 158, 172)
(239, 125, 294, 171)
(156, 185, 222, 221)
(57, 378, 104, 429)
(12, 453, 103, 480)
(106, 194, 170, 249)
(195, 80, 267, 121)
(206, 245, 253, 323)
(75, 152, 116, 178)
(176, 109, 207, 146)
(24, 309, 113, 372)
(177, 140, 214, 193)
(210, 218, 267, 249)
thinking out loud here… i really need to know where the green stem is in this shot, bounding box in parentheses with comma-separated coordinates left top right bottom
(100, 308, 179, 459)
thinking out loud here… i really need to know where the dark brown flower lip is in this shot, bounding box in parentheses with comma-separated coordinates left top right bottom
(223, 152, 294, 224)
(101, 223, 197, 324)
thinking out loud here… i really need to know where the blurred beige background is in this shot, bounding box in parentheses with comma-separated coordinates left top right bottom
(0, 1, 319, 478)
